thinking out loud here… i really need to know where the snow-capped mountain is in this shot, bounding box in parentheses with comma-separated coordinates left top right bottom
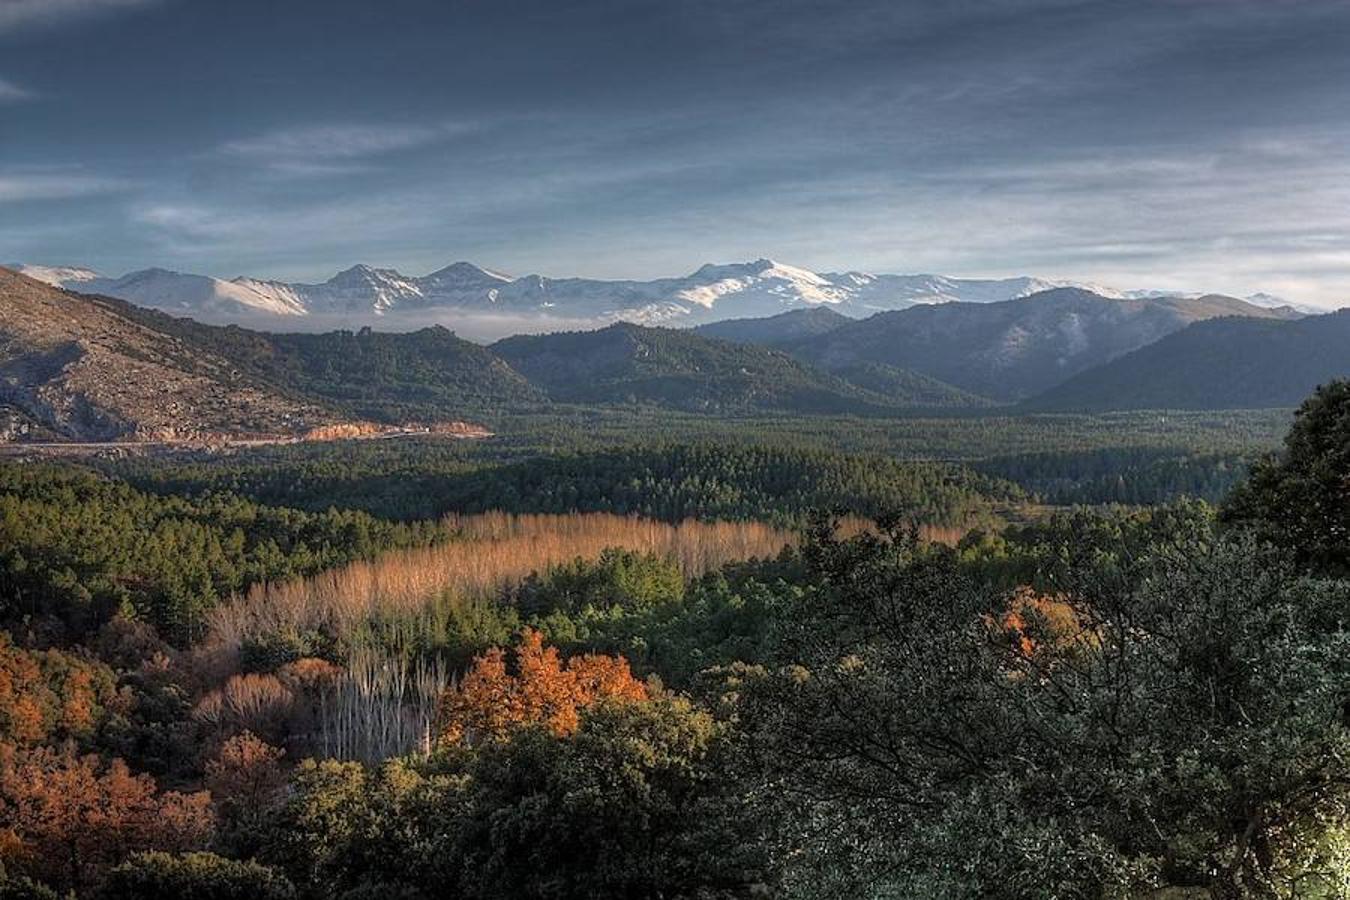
(821, 272, 1084, 312)
(89, 268, 309, 316)
(8, 258, 1312, 327)
(8, 264, 103, 287)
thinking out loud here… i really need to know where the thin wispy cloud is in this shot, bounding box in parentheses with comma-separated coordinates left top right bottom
(219, 123, 466, 163)
(0, 0, 158, 34)
(0, 168, 131, 203)
(0, 77, 33, 102)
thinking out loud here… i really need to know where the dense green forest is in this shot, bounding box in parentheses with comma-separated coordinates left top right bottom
(0, 465, 450, 644)
(0, 384, 1346, 898)
(976, 446, 1255, 505)
(117, 444, 1023, 525)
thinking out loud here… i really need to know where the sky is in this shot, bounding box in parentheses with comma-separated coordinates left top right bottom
(3, 0, 1350, 307)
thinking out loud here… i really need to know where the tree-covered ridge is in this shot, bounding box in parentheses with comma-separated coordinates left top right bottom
(692, 306, 851, 345)
(491, 321, 977, 413)
(977, 446, 1254, 505)
(1023, 310, 1350, 412)
(419, 444, 1023, 526)
(785, 287, 1300, 401)
(107, 301, 547, 419)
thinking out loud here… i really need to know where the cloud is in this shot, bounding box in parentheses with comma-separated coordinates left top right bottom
(219, 122, 466, 165)
(0, 78, 33, 102)
(0, 0, 158, 34)
(0, 168, 131, 203)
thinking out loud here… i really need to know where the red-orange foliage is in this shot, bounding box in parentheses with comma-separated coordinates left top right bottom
(438, 629, 647, 745)
(0, 633, 119, 747)
(0, 745, 213, 891)
(205, 731, 287, 812)
(996, 587, 1089, 658)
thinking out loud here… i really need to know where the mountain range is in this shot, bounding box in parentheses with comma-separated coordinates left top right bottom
(11, 258, 1312, 329)
(1, 267, 1346, 443)
(0, 269, 974, 440)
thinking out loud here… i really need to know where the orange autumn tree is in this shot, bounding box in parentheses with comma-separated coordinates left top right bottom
(995, 586, 1093, 659)
(0, 633, 119, 747)
(0, 745, 213, 892)
(438, 629, 647, 746)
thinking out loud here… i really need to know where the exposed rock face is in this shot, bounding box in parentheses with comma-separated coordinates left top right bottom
(0, 268, 336, 441)
(299, 421, 492, 441)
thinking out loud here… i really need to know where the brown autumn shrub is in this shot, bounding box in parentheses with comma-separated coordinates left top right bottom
(193, 673, 295, 744)
(996, 586, 1093, 659)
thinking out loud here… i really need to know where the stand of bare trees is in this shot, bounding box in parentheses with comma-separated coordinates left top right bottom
(317, 646, 450, 762)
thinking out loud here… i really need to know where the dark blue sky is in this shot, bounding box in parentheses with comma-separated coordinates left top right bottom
(4, 0, 1350, 305)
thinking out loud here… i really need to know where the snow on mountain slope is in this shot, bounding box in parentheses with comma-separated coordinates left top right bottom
(10, 264, 103, 287)
(14, 258, 1314, 327)
(85, 268, 309, 317)
(823, 272, 1080, 312)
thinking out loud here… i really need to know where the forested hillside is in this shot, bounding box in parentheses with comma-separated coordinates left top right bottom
(0, 269, 337, 440)
(109, 305, 547, 418)
(787, 288, 1299, 400)
(491, 322, 952, 413)
(1023, 310, 1350, 411)
(693, 306, 850, 345)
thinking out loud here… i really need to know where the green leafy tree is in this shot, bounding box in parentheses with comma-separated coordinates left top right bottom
(748, 517, 1350, 898)
(100, 852, 295, 900)
(455, 696, 765, 899)
(1225, 379, 1350, 575)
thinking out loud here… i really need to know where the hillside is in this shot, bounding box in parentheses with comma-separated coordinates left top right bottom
(0, 268, 335, 440)
(828, 362, 995, 408)
(111, 306, 547, 419)
(788, 288, 1300, 400)
(1023, 311, 1350, 411)
(693, 307, 852, 345)
(492, 322, 931, 414)
(693, 309, 995, 409)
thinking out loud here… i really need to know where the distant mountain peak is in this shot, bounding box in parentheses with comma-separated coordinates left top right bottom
(425, 261, 512, 281)
(18, 257, 1326, 333)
